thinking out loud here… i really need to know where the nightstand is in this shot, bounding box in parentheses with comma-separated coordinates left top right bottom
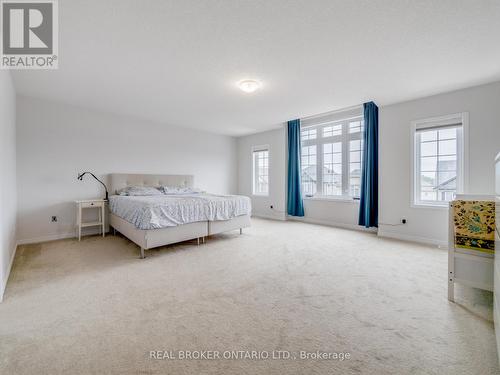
(75, 199, 106, 241)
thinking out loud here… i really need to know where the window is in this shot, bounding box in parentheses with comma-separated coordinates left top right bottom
(300, 116, 364, 199)
(412, 113, 468, 207)
(252, 147, 269, 195)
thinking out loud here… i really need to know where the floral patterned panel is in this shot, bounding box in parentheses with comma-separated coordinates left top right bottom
(452, 200, 495, 253)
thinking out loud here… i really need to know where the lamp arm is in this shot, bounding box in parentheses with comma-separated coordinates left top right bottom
(78, 172, 109, 200)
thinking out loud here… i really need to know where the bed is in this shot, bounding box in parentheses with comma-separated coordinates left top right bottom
(108, 173, 251, 258)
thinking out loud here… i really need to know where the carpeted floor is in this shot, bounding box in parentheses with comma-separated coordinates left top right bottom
(0, 218, 498, 374)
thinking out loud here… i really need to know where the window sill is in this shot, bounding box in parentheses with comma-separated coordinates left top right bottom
(304, 196, 359, 204)
(252, 194, 269, 198)
(411, 202, 449, 210)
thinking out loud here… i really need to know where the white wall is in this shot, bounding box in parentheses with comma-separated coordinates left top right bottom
(0, 71, 17, 301)
(16, 96, 237, 243)
(379, 81, 500, 245)
(237, 128, 287, 220)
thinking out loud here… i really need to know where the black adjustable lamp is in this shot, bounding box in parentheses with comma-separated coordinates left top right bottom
(77, 172, 109, 201)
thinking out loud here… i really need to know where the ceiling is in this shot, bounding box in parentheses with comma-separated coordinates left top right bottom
(11, 0, 500, 136)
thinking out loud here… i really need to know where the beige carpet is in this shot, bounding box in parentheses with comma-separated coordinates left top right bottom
(0, 218, 498, 374)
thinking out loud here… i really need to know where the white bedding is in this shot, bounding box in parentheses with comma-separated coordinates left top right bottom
(109, 193, 251, 230)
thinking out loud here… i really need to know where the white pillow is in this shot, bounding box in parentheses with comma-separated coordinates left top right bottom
(118, 186, 163, 196)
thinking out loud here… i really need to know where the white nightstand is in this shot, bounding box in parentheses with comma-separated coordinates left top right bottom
(75, 199, 106, 241)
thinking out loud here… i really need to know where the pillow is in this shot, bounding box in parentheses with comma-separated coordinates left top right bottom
(118, 186, 163, 196)
(160, 186, 201, 195)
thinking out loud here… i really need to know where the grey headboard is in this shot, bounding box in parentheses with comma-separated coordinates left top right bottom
(109, 174, 194, 195)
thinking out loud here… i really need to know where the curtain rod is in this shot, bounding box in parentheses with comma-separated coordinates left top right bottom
(300, 104, 363, 122)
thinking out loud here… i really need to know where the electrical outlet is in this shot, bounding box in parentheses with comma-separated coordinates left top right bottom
(51, 216, 57, 222)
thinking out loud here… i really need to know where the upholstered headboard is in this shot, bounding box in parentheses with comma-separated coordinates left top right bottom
(109, 174, 194, 195)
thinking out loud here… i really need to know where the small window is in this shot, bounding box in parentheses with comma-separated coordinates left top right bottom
(253, 148, 269, 196)
(412, 113, 468, 207)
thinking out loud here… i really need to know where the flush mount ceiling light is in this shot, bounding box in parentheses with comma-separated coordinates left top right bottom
(237, 79, 262, 93)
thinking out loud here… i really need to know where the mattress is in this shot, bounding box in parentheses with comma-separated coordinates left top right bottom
(109, 193, 251, 230)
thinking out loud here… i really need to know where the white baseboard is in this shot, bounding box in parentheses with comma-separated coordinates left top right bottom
(377, 228, 447, 247)
(0, 242, 18, 303)
(17, 227, 105, 246)
(287, 216, 377, 233)
(17, 232, 75, 245)
(252, 211, 286, 221)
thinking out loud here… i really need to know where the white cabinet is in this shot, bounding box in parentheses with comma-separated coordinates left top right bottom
(494, 152, 500, 363)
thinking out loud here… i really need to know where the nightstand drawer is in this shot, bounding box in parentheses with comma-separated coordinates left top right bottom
(80, 201, 104, 208)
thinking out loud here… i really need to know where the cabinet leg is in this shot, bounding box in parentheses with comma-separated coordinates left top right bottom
(140, 247, 145, 259)
(448, 279, 454, 302)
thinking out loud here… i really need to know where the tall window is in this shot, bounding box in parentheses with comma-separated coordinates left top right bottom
(253, 147, 269, 195)
(412, 113, 468, 207)
(300, 116, 364, 199)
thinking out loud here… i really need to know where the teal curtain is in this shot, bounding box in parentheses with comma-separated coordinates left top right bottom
(358, 102, 378, 228)
(287, 119, 305, 216)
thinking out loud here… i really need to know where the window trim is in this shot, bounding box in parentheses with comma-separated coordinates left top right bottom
(301, 115, 364, 200)
(410, 112, 469, 209)
(252, 145, 270, 197)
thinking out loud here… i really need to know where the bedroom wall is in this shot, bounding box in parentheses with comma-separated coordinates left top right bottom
(0, 71, 17, 301)
(379, 81, 500, 246)
(16, 96, 238, 244)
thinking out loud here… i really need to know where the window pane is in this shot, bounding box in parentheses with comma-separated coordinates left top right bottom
(415, 123, 460, 204)
(323, 124, 342, 137)
(349, 136, 363, 198)
(350, 162, 361, 174)
(350, 139, 361, 151)
(253, 150, 269, 195)
(420, 172, 436, 187)
(349, 177, 361, 197)
(323, 142, 342, 196)
(350, 151, 360, 163)
(420, 188, 437, 201)
(420, 130, 437, 142)
(332, 142, 342, 153)
(439, 155, 456, 171)
(421, 156, 437, 172)
(438, 139, 456, 155)
(301, 128, 316, 141)
(421, 141, 437, 156)
(349, 121, 361, 133)
(301, 145, 317, 195)
(438, 128, 456, 140)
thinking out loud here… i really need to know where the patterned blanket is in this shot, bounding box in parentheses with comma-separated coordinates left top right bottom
(452, 200, 495, 253)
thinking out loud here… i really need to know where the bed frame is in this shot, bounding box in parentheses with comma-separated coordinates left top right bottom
(108, 173, 251, 258)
